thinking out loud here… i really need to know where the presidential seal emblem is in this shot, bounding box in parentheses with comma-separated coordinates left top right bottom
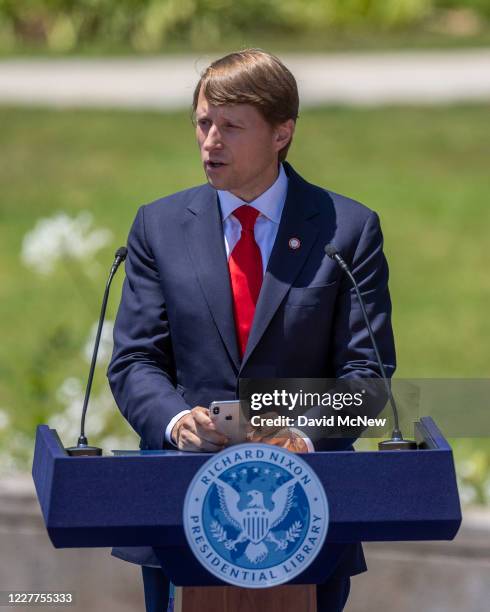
(183, 443, 329, 588)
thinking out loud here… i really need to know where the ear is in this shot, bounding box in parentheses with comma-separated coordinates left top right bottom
(273, 119, 295, 153)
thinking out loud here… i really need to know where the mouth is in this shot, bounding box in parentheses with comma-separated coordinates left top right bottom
(205, 161, 227, 170)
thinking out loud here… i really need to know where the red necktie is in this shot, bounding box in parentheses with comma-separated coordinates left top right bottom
(228, 205, 263, 358)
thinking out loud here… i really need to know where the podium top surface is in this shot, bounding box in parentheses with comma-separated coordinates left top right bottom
(38, 417, 451, 460)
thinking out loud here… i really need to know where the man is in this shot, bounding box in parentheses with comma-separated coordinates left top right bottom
(108, 48, 396, 612)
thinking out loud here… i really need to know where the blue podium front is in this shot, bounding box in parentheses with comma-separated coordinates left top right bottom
(32, 417, 461, 587)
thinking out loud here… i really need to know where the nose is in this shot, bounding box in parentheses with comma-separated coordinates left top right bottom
(203, 124, 223, 151)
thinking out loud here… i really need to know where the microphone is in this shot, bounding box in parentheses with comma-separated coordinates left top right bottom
(66, 246, 128, 457)
(325, 244, 416, 451)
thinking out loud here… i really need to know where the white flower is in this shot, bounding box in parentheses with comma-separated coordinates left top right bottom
(21, 211, 113, 275)
(83, 320, 114, 365)
(458, 459, 477, 479)
(0, 453, 16, 474)
(50, 377, 116, 443)
(458, 482, 477, 506)
(0, 409, 10, 430)
(56, 377, 84, 405)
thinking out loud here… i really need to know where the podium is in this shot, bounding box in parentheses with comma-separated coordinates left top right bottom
(32, 417, 461, 610)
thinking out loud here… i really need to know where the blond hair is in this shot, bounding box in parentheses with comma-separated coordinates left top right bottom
(193, 49, 299, 162)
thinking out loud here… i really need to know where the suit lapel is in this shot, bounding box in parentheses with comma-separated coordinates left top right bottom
(240, 164, 321, 371)
(182, 185, 241, 371)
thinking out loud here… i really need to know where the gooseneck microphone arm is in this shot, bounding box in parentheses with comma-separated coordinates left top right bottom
(325, 245, 400, 430)
(324, 244, 416, 450)
(66, 246, 128, 457)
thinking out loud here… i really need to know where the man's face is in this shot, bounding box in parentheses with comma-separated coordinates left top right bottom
(195, 87, 294, 201)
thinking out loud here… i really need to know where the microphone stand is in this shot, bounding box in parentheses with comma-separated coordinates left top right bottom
(325, 245, 417, 451)
(66, 247, 127, 457)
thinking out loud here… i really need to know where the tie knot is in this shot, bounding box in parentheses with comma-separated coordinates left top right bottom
(233, 205, 260, 231)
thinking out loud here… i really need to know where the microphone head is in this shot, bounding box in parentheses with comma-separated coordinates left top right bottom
(115, 246, 128, 261)
(324, 244, 338, 259)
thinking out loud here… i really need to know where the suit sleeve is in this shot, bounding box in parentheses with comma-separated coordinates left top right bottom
(300, 211, 396, 450)
(107, 206, 191, 449)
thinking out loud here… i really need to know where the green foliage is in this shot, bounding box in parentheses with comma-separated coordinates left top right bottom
(0, 1, 489, 53)
(439, 0, 490, 17)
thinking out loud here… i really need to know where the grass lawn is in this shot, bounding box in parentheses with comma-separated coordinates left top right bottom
(0, 104, 489, 480)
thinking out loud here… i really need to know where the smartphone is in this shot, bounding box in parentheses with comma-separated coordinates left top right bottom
(209, 400, 247, 446)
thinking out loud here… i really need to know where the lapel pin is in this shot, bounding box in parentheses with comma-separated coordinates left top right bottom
(288, 237, 301, 250)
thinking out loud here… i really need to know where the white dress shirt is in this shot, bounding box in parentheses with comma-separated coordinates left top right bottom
(165, 164, 314, 451)
(218, 161, 288, 272)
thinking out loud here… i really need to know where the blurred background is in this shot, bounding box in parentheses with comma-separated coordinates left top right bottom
(0, 1, 489, 611)
(1, 0, 490, 54)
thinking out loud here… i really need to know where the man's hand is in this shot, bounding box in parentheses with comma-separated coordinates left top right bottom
(246, 412, 308, 453)
(171, 406, 228, 452)
(249, 428, 308, 453)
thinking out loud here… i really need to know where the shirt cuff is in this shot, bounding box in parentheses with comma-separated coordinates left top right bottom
(289, 428, 315, 453)
(165, 410, 191, 447)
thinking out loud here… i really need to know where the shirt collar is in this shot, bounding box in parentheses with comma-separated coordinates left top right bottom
(217, 163, 288, 224)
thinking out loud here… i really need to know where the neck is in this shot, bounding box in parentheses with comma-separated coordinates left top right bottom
(230, 161, 280, 203)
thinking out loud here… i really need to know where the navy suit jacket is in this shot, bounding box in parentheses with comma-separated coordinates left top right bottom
(107, 161, 395, 573)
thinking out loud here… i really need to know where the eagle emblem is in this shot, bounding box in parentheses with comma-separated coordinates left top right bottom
(183, 444, 329, 588)
(212, 479, 302, 563)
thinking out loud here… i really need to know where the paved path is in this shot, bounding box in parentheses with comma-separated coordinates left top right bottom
(0, 49, 489, 109)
